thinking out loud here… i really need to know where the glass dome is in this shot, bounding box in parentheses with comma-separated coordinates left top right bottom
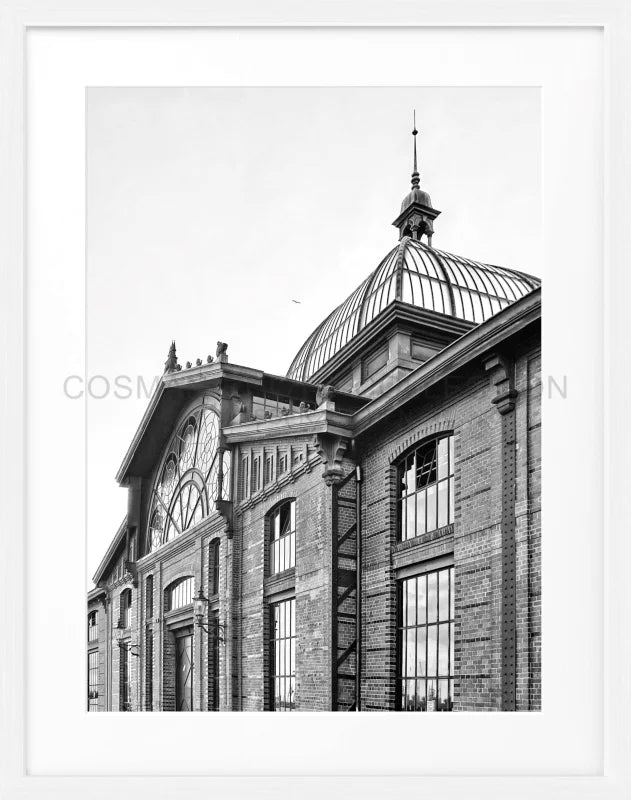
(287, 236, 540, 382)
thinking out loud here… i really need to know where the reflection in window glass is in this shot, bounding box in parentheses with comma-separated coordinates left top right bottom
(88, 651, 99, 711)
(398, 434, 454, 541)
(270, 597, 296, 711)
(269, 501, 296, 575)
(398, 566, 455, 711)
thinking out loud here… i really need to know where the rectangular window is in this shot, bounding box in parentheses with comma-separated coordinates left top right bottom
(362, 343, 388, 381)
(269, 501, 296, 575)
(270, 597, 296, 711)
(145, 628, 153, 711)
(145, 575, 154, 619)
(252, 392, 295, 420)
(398, 434, 455, 541)
(88, 611, 98, 642)
(264, 453, 274, 485)
(251, 455, 261, 494)
(398, 566, 455, 711)
(209, 540, 220, 596)
(278, 452, 288, 476)
(119, 644, 131, 711)
(240, 456, 250, 500)
(87, 650, 99, 711)
(120, 590, 132, 629)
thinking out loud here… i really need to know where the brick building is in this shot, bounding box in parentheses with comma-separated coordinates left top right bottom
(87, 138, 541, 712)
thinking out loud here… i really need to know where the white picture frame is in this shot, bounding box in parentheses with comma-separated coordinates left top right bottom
(1, 1, 630, 798)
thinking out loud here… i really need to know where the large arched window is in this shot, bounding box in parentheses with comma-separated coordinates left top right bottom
(397, 434, 454, 541)
(146, 398, 231, 553)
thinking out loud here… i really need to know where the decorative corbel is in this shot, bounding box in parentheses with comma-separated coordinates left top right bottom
(313, 433, 349, 486)
(484, 353, 518, 415)
(123, 560, 138, 588)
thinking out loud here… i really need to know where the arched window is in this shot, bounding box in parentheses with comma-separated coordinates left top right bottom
(119, 588, 132, 629)
(146, 398, 228, 554)
(166, 577, 194, 612)
(398, 434, 454, 541)
(87, 610, 98, 642)
(269, 500, 296, 575)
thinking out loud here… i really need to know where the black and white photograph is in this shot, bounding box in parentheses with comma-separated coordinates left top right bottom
(84, 87, 542, 713)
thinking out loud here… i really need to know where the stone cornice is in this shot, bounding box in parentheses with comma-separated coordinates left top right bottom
(352, 289, 540, 437)
(308, 299, 473, 386)
(223, 408, 354, 444)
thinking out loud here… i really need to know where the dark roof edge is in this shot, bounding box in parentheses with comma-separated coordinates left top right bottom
(352, 287, 541, 436)
(222, 288, 540, 446)
(92, 516, 127, 586)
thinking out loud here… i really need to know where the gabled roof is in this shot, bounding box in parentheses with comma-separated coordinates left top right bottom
(92, 516, 127, 585)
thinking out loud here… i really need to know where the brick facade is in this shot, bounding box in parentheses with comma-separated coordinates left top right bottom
(87, 291, 541, 713)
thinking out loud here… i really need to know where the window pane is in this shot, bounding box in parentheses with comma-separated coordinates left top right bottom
(449, 478, 454, 523)
(427, 626, 438, 676)
(416, 489, 427, 536)
(406, 578, 417, 626)
(405, 456, 414, 494)
(427, 572, 438, 622)
(438, 569, 449, 622)
(437, 679, 451, 711)
(438, 623, 450, 675)
(426, 679, 437, 712)
(426, 484, 437, 532)
(405, 494, 416, 540)
(449, 435, 454, 475)
(405, 629, 416, 677)
(416, 627, 427, 677)
(417, 573, 427, 624)
(437, 437, 449, 480)
(449, 567, 455, 619)
(437, 480, 448, 528)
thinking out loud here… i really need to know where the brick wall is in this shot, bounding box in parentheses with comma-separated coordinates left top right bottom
(356, 337, 542, 711)
(235, 435, 331, 711)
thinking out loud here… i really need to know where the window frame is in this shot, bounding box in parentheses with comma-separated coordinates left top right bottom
(165, 576, 194, 612)
(209, 539, 220, 596)
(87, 650, 99, 712)
(397, 564, 455, 712)
(268, 499, 296, 576)
(396, 433, 455, 542)
(87, 610, 98, 642)
(269, 596, 296, 712)
(119, 588, 132, 630)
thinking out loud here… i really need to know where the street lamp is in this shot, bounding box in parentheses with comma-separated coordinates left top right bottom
(193, 587, 226, 643)
(113, 619, 140, 657)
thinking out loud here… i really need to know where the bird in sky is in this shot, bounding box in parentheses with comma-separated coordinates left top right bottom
(291, 299, 302, 304)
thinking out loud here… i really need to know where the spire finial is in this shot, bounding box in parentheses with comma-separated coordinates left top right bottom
(411, 110, 420, 188)
(164, 340, 179, 374)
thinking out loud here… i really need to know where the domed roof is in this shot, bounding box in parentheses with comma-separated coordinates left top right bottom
(286, 237, 540, 382)
(401, 187, 432, 212)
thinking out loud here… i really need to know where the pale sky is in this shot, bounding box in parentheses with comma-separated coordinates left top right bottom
(87, 87, 541, 581)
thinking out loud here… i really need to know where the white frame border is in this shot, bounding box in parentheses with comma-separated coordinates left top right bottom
(1, 2, 630, 798)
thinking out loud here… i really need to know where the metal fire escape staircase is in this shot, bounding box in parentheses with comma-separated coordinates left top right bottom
(331, 466, 362, 711)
